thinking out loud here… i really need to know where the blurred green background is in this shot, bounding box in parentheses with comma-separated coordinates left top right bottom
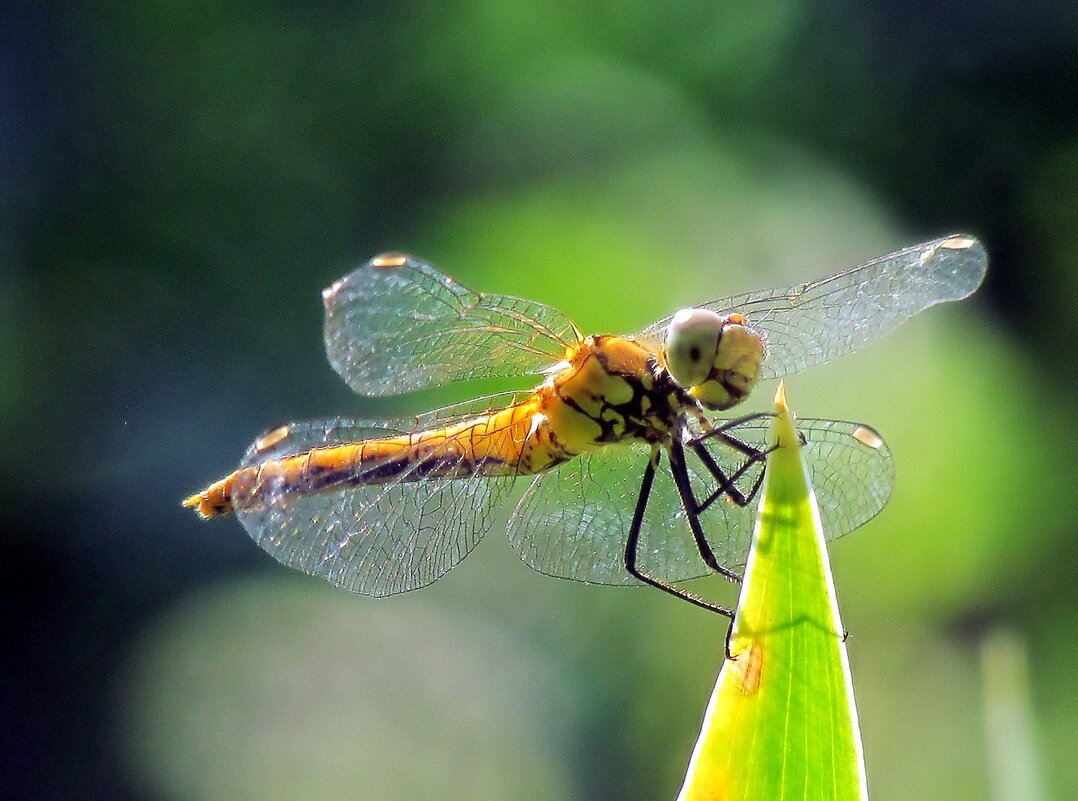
(4, 3, 1077, 800)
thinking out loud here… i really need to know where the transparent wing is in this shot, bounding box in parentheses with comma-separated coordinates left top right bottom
(641, 235, 987, 380)
(231, 393, 528, 596)
(688, 416, 895, 572)
(507, 442, 712, 585)
(323, 253, 579, 396)
(507, 417, 894, 584)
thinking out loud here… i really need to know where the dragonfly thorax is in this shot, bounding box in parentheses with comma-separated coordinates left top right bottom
(661, 308, 764, 411)
(541, 335, 686, 451)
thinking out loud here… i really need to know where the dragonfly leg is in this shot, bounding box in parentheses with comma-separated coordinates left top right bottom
(687, 411, 772, 453)
(624, 447, 735, 622)
(691, 440, 774, 512)
(668, 440, 743, 585)
(686, 412, 792, 511)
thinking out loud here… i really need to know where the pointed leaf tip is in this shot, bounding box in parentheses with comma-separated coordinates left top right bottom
(676, 386, 868, 801)
(773, 379, 789, 415)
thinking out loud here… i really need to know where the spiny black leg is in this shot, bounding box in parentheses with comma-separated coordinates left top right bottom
(687, 413, 783, 511)
(688, 413, 771, 505)
(668, 439, 742, 585)
(689, 439, 774, 510)
(690, 442, 751, 505)
(687, 412, 772, 451)
(668, 442, 745, 660)
(624, 448, 736, 621)
(694, 443, 775, 513)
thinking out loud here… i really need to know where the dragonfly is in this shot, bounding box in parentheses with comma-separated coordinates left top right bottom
(185, 235, 986, 618)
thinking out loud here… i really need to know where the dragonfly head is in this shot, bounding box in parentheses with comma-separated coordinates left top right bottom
(662, 308, 764, 411)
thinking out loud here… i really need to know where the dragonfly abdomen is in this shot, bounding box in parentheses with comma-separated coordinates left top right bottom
(184, 398, 571, 518)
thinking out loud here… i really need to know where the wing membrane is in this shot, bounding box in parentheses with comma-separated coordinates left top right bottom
(689, 417, 895, 571)
(232, 393, 529, 596)
(507, 443, 712, 585)
(323, 254, 579, 396)
(642, 235, 986, 380)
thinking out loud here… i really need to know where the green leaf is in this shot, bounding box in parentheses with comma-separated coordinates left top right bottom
(677, 383, 867, 801)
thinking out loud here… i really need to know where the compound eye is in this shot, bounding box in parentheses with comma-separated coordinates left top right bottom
(664, 308, 723, 388)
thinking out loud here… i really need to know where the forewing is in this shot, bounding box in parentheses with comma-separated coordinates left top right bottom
(507, 443, 715, 586)
(323, 254, 579, 396)
(688, 416, 895, 571)
(642, 235, 986, 380)
(232, 394, 527, 596)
